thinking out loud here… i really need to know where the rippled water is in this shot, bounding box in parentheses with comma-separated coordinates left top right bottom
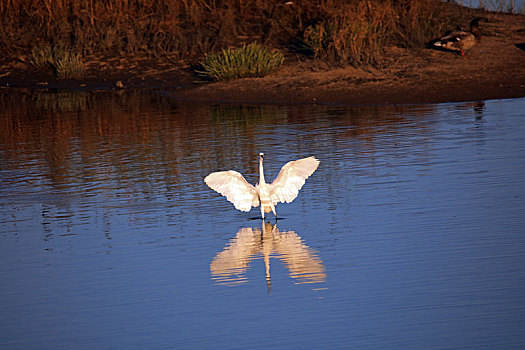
(1, 90, 524, 349)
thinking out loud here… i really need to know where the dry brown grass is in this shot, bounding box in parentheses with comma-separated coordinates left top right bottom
(303, 1, 392, 66)
(0, 0, 300, 59)
(301, 0, 461, 66)
(0, 0, 469, 69)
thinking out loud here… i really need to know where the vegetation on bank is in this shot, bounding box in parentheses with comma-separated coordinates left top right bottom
(0, 0, 491, 80)
(27, 45, 86, 79)
(198, 44, 284, 80)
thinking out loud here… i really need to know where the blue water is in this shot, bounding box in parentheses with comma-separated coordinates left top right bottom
(1, 92, 524, 349)
(458, 0, 524, 13)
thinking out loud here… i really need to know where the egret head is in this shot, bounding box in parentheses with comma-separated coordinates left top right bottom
(259, 152, 264, 158)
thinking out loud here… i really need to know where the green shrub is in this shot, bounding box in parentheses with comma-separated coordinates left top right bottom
(198, 43, 284, 81)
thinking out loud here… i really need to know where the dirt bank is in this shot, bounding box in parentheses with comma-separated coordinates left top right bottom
(0, 11, 524, 106)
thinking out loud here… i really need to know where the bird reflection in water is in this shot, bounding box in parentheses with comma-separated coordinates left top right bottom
(210, 222, 326, 291)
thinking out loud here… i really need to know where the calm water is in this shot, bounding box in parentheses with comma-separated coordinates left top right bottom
(1, 90, 524, 349)
(459, 0, 524, 13)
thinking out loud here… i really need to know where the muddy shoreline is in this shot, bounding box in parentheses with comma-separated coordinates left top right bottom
(1, 12, 524, 106)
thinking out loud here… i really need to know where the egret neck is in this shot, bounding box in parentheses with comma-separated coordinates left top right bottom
(259, 153, 266, 184)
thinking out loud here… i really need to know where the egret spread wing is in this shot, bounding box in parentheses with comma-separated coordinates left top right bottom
(270, 156, 319, 204)
(210, 227, 262, 284)
(204, 170, 259, 212)
(272, 229, 326, 284)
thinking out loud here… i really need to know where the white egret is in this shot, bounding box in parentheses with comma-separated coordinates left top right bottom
(204, 153, 319, 219)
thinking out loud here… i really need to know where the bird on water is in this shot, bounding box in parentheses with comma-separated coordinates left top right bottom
(204, 153, 319, 220)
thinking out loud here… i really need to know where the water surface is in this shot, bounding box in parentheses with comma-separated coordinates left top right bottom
(1, 91, 524, 349)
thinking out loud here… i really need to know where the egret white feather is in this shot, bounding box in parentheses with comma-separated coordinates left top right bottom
(204, 153, 319, 219)
(271, 157, 320, 204)
(204, 170, 259, 212)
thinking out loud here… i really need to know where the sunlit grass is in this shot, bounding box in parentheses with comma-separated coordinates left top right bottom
(27, 45, 86, 79)
(198, 43, 284, 81)
(301, 0, 451, 66)
(303, 7, 388, 66)
(1, 0, 509, 70)
(27, 46, 54, 72)
(54, 49, 86, 79)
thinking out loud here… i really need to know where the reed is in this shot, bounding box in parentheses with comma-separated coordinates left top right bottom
(53, 50, 86, 79)
(198, 44, 284, 80)
(27, 46, 54, 72)
(303, 1, 391, 66)
(301, 0, 454, 66)
(390, 0, 451, 49)
(27, 45, 86, 79)
(0, 0, 479, 70)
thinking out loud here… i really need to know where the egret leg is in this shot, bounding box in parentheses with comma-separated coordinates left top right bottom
(270, 203, 277, 221)
(260, 206, 265, 220)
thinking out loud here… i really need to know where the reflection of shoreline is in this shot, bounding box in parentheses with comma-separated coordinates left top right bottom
(210, 222, 326, 289)
(0, 90, 442, 200)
